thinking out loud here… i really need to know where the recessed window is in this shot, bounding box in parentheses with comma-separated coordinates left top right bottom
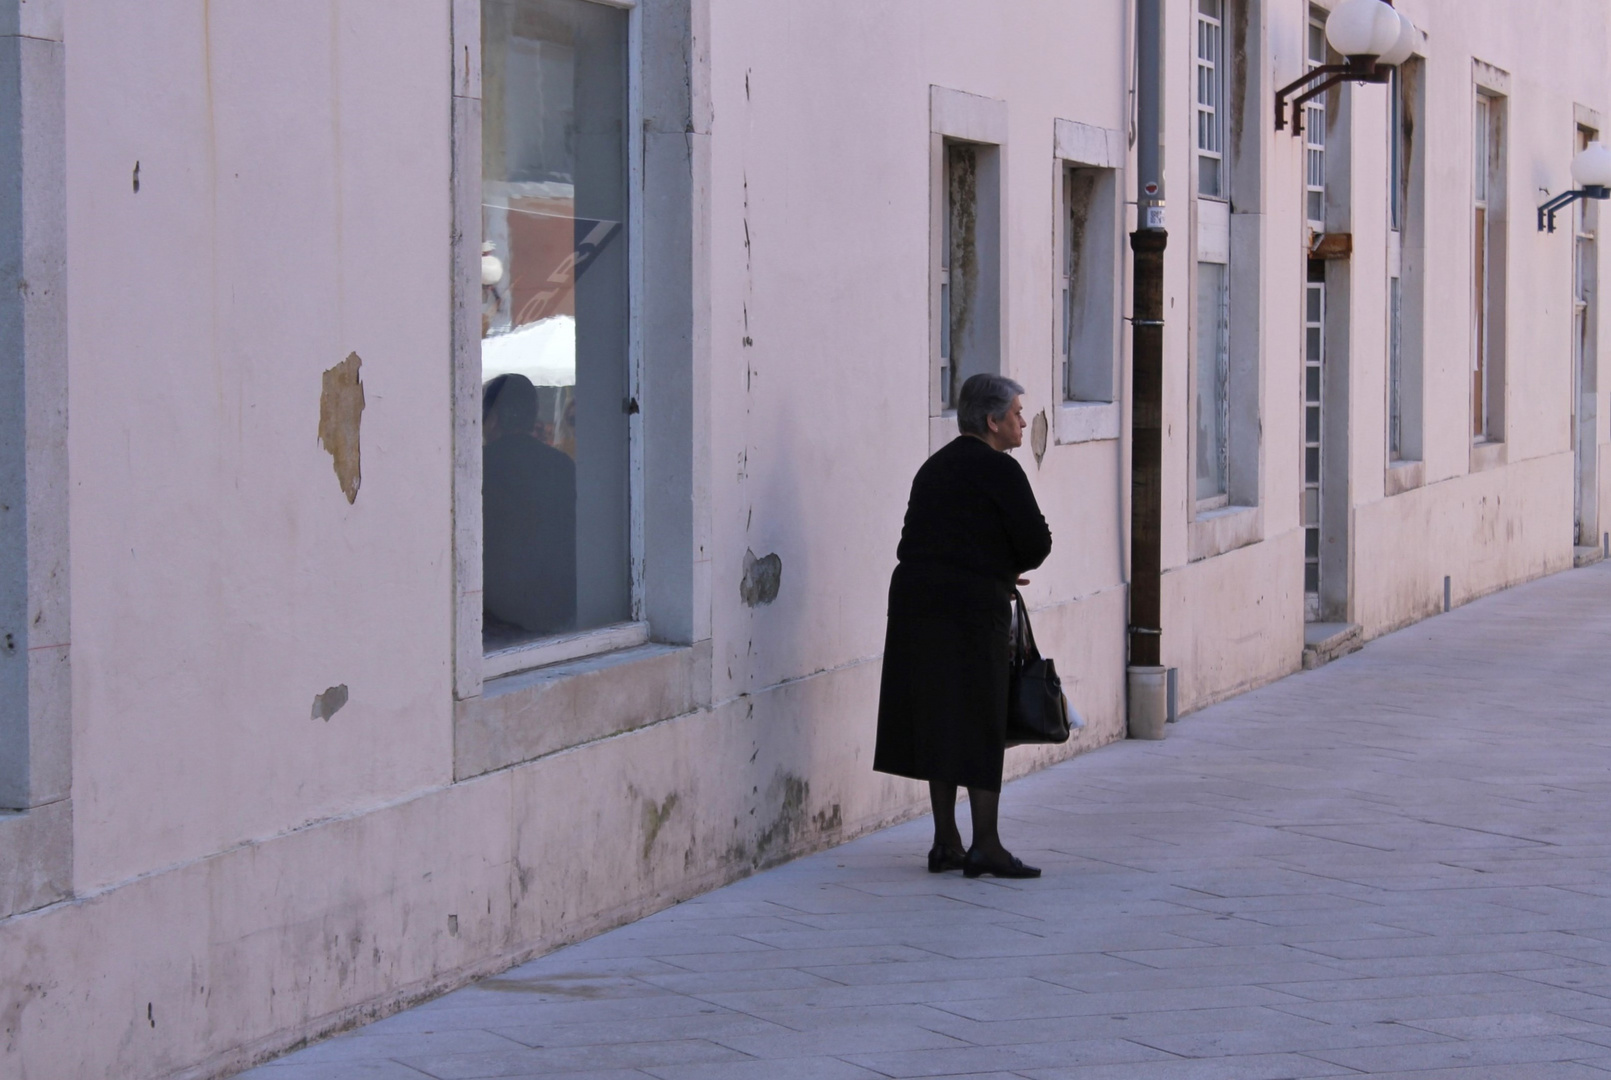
(1387, 59, 1425, 469)
(1472, 89, 1507, 442)
(934, 138, 1001, 413)
(480, 0, 633, 650)
(1060, 165, 1118, 404)
(1195, 261, 1230, 504)
(1574, 123, 1599, 541)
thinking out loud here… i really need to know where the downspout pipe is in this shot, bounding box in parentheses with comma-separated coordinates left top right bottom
(1128, 0, 1169, 736)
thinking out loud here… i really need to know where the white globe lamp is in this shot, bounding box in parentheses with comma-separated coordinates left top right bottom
(1325, 0, 1401, 61)
(1376, 10, 1419, 68)
(1571, 142, 1611, 193)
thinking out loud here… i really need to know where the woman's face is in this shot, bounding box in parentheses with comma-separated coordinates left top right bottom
(987, 395, 1026, 450)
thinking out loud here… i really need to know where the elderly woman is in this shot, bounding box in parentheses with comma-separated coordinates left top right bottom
(874, 373, 1053, 878)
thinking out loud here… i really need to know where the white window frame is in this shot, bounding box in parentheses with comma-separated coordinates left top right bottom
(1304, 8, 1327, 232)
(1195, 0, 1227, 200)
(457, 0, 648, 690)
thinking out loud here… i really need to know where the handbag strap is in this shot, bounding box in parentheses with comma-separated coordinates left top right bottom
(1012, 589, 1042, 662)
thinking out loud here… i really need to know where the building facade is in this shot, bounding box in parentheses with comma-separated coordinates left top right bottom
(2, 0, 1607, 1076)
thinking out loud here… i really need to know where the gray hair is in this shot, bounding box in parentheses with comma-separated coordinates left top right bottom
(956, 373, 1025, 436)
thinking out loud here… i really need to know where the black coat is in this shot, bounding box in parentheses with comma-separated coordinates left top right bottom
(873, 436, 1052, 792)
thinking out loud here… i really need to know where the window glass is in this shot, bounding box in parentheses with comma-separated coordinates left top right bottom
(481, 0, 631, 648)
(1196, 262, 1230, 501)
(1388, 277, 1402, 458)
(1389, 67, 1403, 232)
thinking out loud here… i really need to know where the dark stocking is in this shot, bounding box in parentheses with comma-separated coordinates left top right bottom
(929, 782, 963, 851)
(967, 787, 1007, 861)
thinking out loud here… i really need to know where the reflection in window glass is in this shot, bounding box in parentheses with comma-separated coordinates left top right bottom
(481, 0, 631, 649)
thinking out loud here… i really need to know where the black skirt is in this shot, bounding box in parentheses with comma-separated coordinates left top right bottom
(872, 561, 1013, 792)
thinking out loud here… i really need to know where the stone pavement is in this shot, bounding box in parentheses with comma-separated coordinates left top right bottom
(244, 563, 1611, 1079)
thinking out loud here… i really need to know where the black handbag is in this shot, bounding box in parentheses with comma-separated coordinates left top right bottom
(1006, 591, 1072, 747)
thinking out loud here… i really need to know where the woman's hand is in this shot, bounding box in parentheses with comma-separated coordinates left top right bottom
(1016, 577, 1031, 586)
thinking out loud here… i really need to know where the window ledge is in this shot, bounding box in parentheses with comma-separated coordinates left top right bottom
(1386, 458, 1425, 496)
(0, 798, 72, 919)
(1055, 401, 1120, 445)
(483, 621, 648, 681)
(928, 413, 960, 456)
(455, 639, 712, 781)
(1188, 503, 1262, 562)
(1471, 439, 1508, 473)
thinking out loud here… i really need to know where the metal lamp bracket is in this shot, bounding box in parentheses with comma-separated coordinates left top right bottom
(1538, 186, 1611, 233)
(1275, 58, 1389, 136)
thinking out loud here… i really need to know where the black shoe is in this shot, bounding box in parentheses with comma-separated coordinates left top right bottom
(927, 844, 968, 873)
(963, 849, 1041, 879)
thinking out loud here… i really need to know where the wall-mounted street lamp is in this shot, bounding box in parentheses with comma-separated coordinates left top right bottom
(1538, 143, 1611, 233)
(1275, 0, 1419, 135)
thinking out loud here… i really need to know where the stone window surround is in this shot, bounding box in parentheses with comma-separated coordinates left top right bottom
(1385, 51, 1430, 495)
(1052, 118, 1126, 447)
(448, 0, 710, 780)
(1187, 0, 1263, 564)
(928, 86, 1007, 456)
(1469, 59, 1510, 455)
(0, 0, 71, 921)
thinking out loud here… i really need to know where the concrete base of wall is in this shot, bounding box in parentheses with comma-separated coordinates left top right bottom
(0, 587, 1131, 1080)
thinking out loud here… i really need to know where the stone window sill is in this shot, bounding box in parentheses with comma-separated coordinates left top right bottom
(483, 621, 649, 681)
(455, 640, 712, 781)
(1055, 401, 1120, 445)
(1386, 458, 1425, 496)
(0, 799, 72, 919)
(1471, 439, 1507, 473)
(1188, 503, 1262, 562)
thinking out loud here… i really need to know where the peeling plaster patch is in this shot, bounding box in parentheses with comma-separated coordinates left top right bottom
(318, 352, 365, 504)
(311, 684, 349, 721)
(740, 549, 782, 607)
(641, 793, 680, 861)
(1031, 410, 1049, 466)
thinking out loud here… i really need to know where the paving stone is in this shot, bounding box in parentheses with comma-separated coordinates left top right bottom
(1303, 1033, 1611, 1072)
(240, 565, 1611, 1080)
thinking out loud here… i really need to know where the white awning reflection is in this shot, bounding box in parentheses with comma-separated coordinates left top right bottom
(481, 315, 576, 387)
